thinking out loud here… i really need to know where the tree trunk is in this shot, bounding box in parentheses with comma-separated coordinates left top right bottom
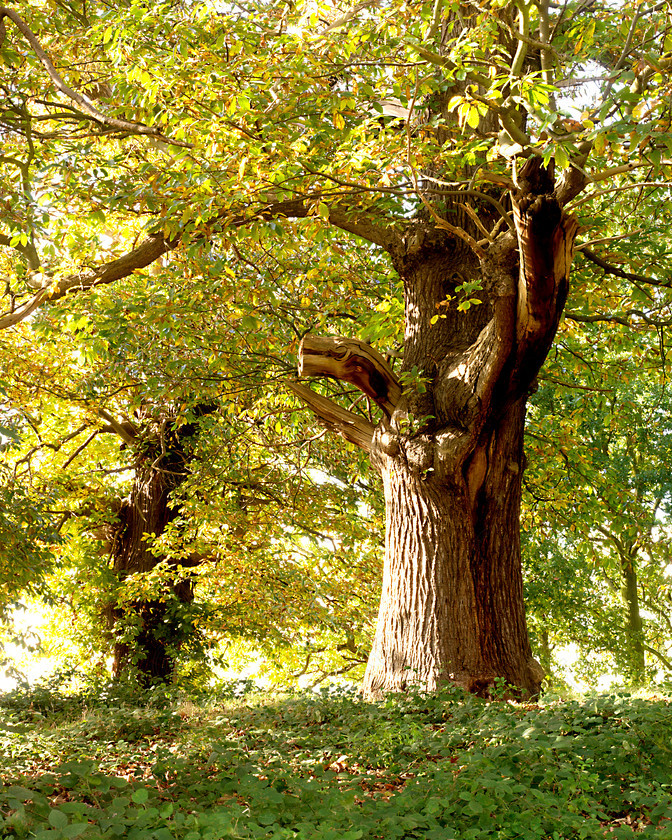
(293, 157, 579, 699)
(107, 410, 208, 684)
(364, 397, 541, 696)
(110, 459, 190, 683)
(620, 555, 645, 683)
(536, 626, 554, 685)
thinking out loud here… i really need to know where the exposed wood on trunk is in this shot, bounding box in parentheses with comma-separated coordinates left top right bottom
(286, 381, 374, 451)
(298, 335, 402, 416)
(511, 156, 579, 396)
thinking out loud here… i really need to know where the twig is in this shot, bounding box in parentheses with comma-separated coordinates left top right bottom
(0, 7, 191, 147)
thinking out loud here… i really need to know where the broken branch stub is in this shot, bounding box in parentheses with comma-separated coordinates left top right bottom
(298, 335, 401, 416)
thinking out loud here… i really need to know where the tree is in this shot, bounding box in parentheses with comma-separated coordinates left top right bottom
(523, 185, 672, 685)
(0, 231, 383, 684)
(1, 0, 671, 696)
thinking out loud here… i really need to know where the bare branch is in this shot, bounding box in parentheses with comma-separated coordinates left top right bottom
(61, 430, 100, 470)
(570, 180, 672, 210)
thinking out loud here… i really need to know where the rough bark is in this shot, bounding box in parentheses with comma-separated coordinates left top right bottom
(294, 156, 578, 700)
(107, 408, 211, 684)
(364, 397, 541, 696)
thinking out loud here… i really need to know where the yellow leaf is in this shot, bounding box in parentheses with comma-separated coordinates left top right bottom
(466, 106, 480, 129)
(593, 133, 607, 155)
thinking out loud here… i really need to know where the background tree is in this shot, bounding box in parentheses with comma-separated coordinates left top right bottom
(0, 226, 384, 685)
(1, 0, 672, 696)
(523, 181, 672, 685)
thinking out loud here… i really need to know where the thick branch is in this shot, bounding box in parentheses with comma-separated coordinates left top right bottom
(0, 197, 397, 331)
(298, 335, 401, 417)
(317, 0, 379, 36)
(0, 233, 173, 329)
(0, 231, 40, 271)
(567, 309, 672, 328)
(97, 409, 139, 445)
(286, 381, 374, 452)
(229, 196, 398, 250)
(642, 643, 672, 672)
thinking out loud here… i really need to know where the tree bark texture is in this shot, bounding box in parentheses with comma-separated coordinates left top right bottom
(108, 410, 208, 683)
(295, 157, 578, 699)
(364, 380, 540, 698)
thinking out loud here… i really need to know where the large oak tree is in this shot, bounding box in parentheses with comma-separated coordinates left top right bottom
(1, 0, 671, 695)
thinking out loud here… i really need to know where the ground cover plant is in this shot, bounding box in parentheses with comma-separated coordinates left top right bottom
(2, 681, 672, 840)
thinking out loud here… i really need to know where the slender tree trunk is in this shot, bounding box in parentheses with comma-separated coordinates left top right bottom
(620, 555, 645, 683)
(536, 626, 553, 685)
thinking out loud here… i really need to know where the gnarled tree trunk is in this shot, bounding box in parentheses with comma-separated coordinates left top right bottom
(293, 157, 579, 699)
(364, 397, 539, 696)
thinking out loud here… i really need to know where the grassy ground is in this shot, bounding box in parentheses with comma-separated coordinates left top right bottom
(1, 681, 672, 839)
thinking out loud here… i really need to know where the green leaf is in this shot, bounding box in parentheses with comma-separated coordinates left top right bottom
(62, 824, 90, 838)
(554, 144, 569, 169)
(48, 809, 69, 829)
(131, 788, 149, 805)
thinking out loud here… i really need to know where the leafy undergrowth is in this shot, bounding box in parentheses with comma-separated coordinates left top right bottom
(2, 681, 672, 839)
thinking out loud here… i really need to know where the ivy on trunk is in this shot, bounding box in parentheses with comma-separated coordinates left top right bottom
(105, 406, 214, 684)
